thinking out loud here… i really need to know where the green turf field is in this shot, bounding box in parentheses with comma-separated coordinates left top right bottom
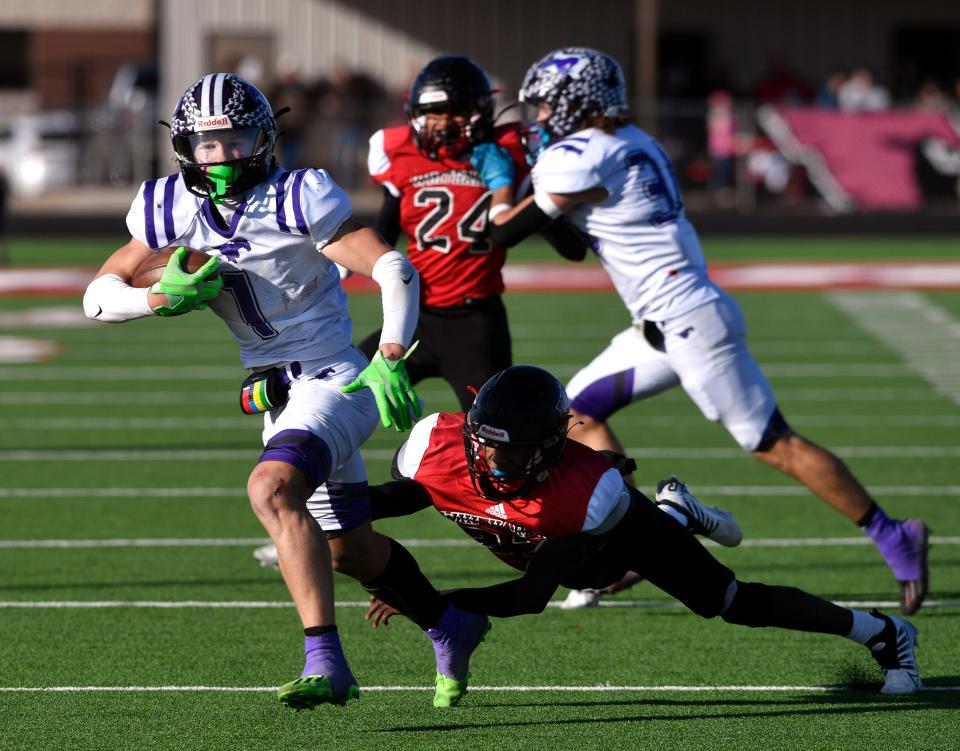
(0, 237, 958, 750)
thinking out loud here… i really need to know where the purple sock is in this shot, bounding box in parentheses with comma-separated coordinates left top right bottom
(425, 603, 487, 682)
(863, 506, 924, 580)
(302, 631, 356, 696)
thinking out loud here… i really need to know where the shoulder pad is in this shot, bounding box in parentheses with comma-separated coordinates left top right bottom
(273, 168, 352, 243)
(126, 174, 197, 249)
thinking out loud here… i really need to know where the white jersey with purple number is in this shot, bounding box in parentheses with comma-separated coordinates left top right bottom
(532, 124, 719, 322)
(126, 166, 352, 368)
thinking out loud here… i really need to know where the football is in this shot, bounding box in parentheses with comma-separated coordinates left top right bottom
(130, 248, 219, 288)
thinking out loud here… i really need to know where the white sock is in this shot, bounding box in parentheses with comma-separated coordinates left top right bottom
(846, 609, 886, 644)
(657, 503, 689, 528)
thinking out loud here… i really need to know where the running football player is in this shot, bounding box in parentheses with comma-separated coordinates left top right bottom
(254, 55, 588, 573)
(368, 366, 923, 696)
(82, 72, 487, 710)
(469, 48, 930, 615)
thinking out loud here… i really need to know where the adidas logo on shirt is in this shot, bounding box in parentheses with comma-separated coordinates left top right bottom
(485, 503, 508, 520)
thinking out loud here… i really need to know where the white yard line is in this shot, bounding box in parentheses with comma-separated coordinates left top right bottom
(0, 683, 956, 693)
(1, 485, 958, 500)
(3, 413, 957, 430)
(0, 363, 922, 380)
(0, 446, 957, 461)
(829, 291, 960, 406)
(1, 535, 958, 549)
(0, 598, 956, 610)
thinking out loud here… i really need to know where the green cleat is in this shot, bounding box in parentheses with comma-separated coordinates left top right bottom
(433, 672, 470, 708)
(277, 675, 360, 710)
(430, 620, 492, 708)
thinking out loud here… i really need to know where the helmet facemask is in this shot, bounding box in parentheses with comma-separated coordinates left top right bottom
(173, 127, 272, 203)
(463, 418, 564, 502)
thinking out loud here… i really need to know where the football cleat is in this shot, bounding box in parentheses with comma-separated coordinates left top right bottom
(866, 609, 922, 695)
(277, 675, 360, 710)
(559, 588, 602, 610)
(656, 476, 743, 547)
(426, 606, 491, 707)
(253, 543, 280, 571)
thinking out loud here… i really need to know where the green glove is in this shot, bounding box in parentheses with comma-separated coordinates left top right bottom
(150, 247, 223, 317)
(342, 344, 423, 432)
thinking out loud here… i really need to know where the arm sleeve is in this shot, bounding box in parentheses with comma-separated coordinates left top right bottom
(486, 199, 554, 248)
(368, 479, 434, 520)
(82, 273, 155, 323)
(370, 250, 418, 347)
(373, 187, 402, 246)
(537, 217, 589, 261)
(443, 534, 588, 617)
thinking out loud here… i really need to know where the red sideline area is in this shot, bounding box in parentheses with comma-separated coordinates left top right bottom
(4, 261, 960, 296)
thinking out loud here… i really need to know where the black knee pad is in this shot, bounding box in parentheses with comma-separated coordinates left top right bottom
(721, 581, 775, 628)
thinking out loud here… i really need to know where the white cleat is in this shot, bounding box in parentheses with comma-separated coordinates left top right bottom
(656, 476, 743, 547)
(867, 609, 922, 695)
(253, 543, 280, 571)
(559, 588, 602, 610)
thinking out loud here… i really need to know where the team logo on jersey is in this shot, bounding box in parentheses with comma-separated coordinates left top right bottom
(484, 502, 509, 520)
(195, 115, 233, 131)
(214, 239, 251, 262)
(477, 424, 509, 442)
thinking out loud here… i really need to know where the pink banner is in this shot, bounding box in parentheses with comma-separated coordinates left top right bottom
(774, 108, 960, 211)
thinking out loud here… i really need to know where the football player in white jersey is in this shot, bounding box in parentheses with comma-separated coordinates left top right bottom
(470, 48, 929, 615)
(83, 73, 490, 710)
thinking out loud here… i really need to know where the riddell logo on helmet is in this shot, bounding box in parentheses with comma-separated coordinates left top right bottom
(478, 424, 509, 442)
(195, 116, 232, 131)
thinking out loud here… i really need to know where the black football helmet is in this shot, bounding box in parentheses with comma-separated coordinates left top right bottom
(463, 366, 571, 501)
(407, 56, 495, 160)
(169, 73, 277, 202)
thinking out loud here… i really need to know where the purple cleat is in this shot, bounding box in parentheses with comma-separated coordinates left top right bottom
(866, 511, 930, 616)
(278, 631, 359, 710)
(425, 603, 491, 708)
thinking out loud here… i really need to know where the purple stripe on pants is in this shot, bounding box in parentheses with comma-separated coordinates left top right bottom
(569, 369, 635, 422)
(259, 428, 332, 493)
(325, 481, 371, 533)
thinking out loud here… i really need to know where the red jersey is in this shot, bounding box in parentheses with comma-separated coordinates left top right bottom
(368, 124, 529, 308)
(402, 412, 617, 572)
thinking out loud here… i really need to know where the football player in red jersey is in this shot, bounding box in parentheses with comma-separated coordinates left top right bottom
(359, 55, 588, 410)
(364, 366, 922, 696)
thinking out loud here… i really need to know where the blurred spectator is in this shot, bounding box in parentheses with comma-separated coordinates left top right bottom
(269, 57, 310, 168)
(706, 90, 736, 207)
(816, 70, 847, 108)
(317, 64, 387, 188)
(837, 67, 890, 112)
(914, 80, 950, 113)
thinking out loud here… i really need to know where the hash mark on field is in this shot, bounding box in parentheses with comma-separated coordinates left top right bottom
(829, 292, 960, 405)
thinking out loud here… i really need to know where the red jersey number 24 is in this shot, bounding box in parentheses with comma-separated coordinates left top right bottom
(413, 188, 492, 255)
